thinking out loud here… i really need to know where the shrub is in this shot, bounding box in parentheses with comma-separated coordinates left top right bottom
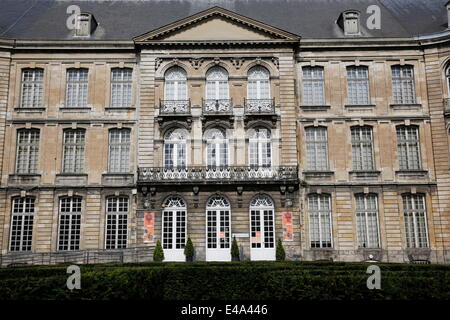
(184, 238, 195, 261)
(230, 237, 240, 260)
(276, 238, 286, 261)
(153, 240, 164, 262)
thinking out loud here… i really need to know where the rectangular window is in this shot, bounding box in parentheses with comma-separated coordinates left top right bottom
(66, 68, 88, 107)
(21, 69, 44, 108)
(347, 66, 370, 105)
(58, 197, 82, 251)
(403, 194, 429, 248)
(396, 126, 421, 170)
(392, 65, 416, 104)
(109, 129, 131, 173)
(63, 129, 85, 173)
(105, 197, 128, 249)
(9, 197, 35, 252)
(308, 194, 332, 248)
(351, 126, 374, 171)
(111, 68, 132, 108)
(16, 129, 40, 174)
(355, 194, 380, 248)
(305, 127, 328, 171)
(302, 67, 325, 105)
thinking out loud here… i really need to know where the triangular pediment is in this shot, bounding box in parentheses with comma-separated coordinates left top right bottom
(134, 6, 300, 43)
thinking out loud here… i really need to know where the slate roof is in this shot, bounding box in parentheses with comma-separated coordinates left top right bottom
(0, 0, 447, 40)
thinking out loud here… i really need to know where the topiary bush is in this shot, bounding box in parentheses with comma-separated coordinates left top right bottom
(153, 240, 164, 262)
(276, 238, 286, 261)
(231, 236, 240, 261)
(184, 238, 195, 262)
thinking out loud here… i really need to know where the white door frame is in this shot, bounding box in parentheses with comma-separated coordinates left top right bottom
(205, 196, 231, 261)
(162, 208, 186, 262)
(249, 196, 275, 261)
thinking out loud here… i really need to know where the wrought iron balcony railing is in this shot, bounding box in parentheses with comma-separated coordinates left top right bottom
(244, 98, 275, 114)
(444, 98, 450, 116)
(202, 99, 233, 114)
(159, 99, 191, 115)
(138, 166, 298, 184)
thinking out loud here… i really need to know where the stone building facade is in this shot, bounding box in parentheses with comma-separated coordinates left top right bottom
(0, 0, 448, 264)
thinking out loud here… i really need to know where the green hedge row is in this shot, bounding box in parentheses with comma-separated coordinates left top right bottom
(0, 262, 448, 300)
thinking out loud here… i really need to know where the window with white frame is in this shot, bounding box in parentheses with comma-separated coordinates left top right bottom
(396, 125, 421, 170)
(403, 194, 429, 248)
(392, 65, 416, 104)
(206, 67, 229, 100)
(20, 68, 44, 108)
(111, 68, 132, 108)
(105, 196, 128, 249)
(63, 129, 85, 173)
(308, 194, 332, 248)
(249, 127, 271, 167)
(347, 66, 370, 105)
(58, 196, 82, 251)
(305, 127, 328, 171)
(247, 66, 270, 99)
(164, 67, 187, 100)
(16, 129, 40, 174)
(205, 128, 228, 168)
(302, 67, 325, 105)
(108, 128, 131, 173)
(164, 128, 188, 168)
(9, 197, 35, 252)
(355, 194, 380, 248)
(351, 126, 375, 171)
(66, 68, 88, 108)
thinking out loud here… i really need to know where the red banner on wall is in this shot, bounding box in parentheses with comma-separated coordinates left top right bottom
(143, 212, 155, 243)
(282, 211, 293, 241)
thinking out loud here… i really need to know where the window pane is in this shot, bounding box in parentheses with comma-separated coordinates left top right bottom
(111, 68, 132, 108)
(10, 197, 35, 252)
(21, 69, 44, 108)
(303, 67, 325, 105)
(106, 197, 128, 249)
(392, 66, 416, 104)
(16, 129, 40, 174)
(305, 127, 328, 171)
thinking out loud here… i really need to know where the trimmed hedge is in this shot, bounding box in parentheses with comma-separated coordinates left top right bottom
(0, 261, 448, 300)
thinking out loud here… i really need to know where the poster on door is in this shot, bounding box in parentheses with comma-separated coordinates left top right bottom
(143, 212, 155, 243)
(282, 211, 293, 241)
(251, 231, 261, 244)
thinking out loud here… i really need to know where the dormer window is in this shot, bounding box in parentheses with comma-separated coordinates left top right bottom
(338, 10, 360, 36)
(75, 12, 97, 37)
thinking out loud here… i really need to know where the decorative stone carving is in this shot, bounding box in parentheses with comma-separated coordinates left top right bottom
(189, 58, 204, 70)
(231, 57, 245, 69)
(272, 57, 279, 69)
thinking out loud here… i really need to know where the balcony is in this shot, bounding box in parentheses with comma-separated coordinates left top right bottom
(444, 98, 450, 117)
(137, 166, 298, 185)
(244, 98, 275, 115)
(159, 99, 191, 115)
(202, 99, 233, 115)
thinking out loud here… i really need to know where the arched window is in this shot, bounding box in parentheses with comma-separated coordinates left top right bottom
(58, 196, 82, 251)
(247, 66, 270, 100)
(355, 193, 380, 248)
(105, 196, 129, 249)
(205, 128, 228, 168)
(206, 67, 229, 100)
(248, 127, 272, 167)
(249, 194, 275, 260)
(162, 196, 187, 261)
(164, 128, 188, 168)
(164, 67, 187, 101)
(206, 195, 231, 261)
(308, 193, 332, 248)
(9, 196, 35, 252)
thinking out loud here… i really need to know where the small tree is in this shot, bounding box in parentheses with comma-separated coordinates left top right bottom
(153, 240, 164, 262)
(276, 238, 286, 261)
(231, 236, 240, 261)
(184, 238, 195, 262)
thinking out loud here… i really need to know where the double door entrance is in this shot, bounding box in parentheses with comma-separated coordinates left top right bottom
(161, 195, 276, 262)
